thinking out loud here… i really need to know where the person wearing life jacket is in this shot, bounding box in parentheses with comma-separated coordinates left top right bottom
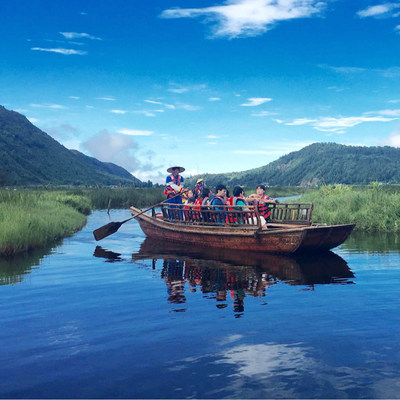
(183, 196, 196, 221)
(194, 178, 206, 198)
(193, 187, 211, 222)
(210, 184, 228, 223)
(165, 165, 186, 219)
(227, 186, 247, 223)
(247, 184, 277, 222)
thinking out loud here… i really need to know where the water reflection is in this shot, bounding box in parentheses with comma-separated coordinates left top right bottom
(129, 238, 355, 315)
(0, 244, 59, 286)
(343, 231, 400, 253)
(93, 246, 123, 262)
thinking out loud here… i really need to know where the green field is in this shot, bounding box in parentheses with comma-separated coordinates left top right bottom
(1, 184, 400, 257)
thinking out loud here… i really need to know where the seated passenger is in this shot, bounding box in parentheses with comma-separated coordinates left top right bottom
(184, 189, 195, 204)
(210, 184, 228, 209)
(183, 197, 196, 221)
(209, 184, 228, 223)
(194, 187, 211, 222)
(227, 186, 247, 223)
(247, 184, 277, 222)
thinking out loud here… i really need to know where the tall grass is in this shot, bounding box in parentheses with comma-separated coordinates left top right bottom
(68, 188, 164, 209)
(0, 190, 91, 256)
(300, 184, 400, 232)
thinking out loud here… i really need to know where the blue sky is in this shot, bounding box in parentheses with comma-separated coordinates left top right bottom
(1, 0, 400, 183)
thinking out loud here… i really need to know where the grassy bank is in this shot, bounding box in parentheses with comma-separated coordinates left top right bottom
(300, 183, 400, 232)
(0, 190, 91, 257)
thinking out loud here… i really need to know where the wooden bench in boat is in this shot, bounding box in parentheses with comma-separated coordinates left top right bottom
(153, 202, 314, 228)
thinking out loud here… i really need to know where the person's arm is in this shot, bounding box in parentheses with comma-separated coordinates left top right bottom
(166, 175, 184, 193)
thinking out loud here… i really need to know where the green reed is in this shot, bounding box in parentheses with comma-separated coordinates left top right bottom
(0, 190, 91, 257)
(300, 184, 400, 232)
(67, 188, 165, 209)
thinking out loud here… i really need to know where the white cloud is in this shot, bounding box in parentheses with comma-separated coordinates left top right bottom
(179, 104, 201, 111)
(145, 99, 176, 109)
(145, 100, 163, 105)
(30, 103, 68, 109)
(82, 130, 140, 171)
(117, 128, 154, 136)
(27, 117, 38, 123)
(241, 97, 272, 106)
(357, 3, 400, 18)
(318, 64, 366, 74)
(168, 83, 207, 94)
(284, 114, 398, 133)
(251, 110, 278, 117)
(96, 96, 116, 101)
(168, 87, 189, 94)
(320, 64, 400, 78)
(69, 96, 80, 100)
(209, 97, 221, 101)
(206, 135, 220, 139)
(285, 118, 317, 125)
(161, 0, 326, 38)
(31, 47, 87, 55)
(60, 32, 102, 40)
(110, 109, 127, 114)
(367, 109, 400, 117)
(384, 132, 400, 147)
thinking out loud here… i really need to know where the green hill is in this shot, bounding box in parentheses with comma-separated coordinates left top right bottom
(0, 105, 141, 186)
(187, 143, 400, 187)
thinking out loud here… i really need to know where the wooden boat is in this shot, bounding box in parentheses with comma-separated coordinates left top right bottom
(129, 202, 355, 254)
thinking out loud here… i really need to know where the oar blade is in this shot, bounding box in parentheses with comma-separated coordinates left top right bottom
(93, 221, 122, 241)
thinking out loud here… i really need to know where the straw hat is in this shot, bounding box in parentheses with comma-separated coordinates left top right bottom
(167, 165, 185, 173)
(196, 178, 204, 184)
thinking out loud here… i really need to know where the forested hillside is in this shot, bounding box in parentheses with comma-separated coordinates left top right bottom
(186, 143, 400, 187)
(0, 106, 141, 186)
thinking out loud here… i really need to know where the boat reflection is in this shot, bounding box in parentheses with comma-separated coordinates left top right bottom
(130, 238, 355, 315)
(93, 246, 123, 262)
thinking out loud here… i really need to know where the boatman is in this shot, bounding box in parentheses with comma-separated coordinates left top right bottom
(165, 165, 186, 218)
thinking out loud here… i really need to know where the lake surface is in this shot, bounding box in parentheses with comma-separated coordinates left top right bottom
(1, 209, 400, 399)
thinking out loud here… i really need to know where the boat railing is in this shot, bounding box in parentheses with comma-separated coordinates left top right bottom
(269, 202, 313, 225)
(156, 202, 313, 227)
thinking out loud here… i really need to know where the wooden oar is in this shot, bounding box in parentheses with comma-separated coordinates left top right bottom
(93, 193, 182, 241)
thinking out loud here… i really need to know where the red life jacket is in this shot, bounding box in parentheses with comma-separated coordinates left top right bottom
(255, 195, 272, 220)
(164, 174, 183, 197)
(226, 196, 239, 223)
(193, 197, 203, 210)
(191, 197, 203, 221)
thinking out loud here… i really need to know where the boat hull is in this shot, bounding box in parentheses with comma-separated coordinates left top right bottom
(132, 208, 355, 254)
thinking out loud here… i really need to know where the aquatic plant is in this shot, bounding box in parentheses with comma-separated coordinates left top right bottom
(300, 184, 400, 232)
(0, 190, 88, 256)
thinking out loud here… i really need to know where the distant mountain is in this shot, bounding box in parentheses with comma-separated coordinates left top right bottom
(0, 105, 141, 186)
(187, 143, 400, 187)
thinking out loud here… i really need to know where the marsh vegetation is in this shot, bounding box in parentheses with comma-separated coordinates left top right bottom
(2, 184, 400, 257)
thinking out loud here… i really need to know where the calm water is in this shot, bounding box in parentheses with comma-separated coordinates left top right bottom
(1, 210, 400, 399)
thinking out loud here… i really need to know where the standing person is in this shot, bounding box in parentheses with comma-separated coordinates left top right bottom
(165, 165, 186, 219)
(247, 184, 277, 222)
(194, 178, 206, 198)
